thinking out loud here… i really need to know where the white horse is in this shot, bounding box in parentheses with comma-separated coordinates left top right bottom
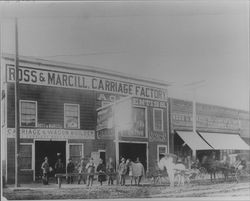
(158, 156, 186, 187)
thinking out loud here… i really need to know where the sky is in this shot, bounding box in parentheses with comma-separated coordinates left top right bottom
(0, 0, 249, 111)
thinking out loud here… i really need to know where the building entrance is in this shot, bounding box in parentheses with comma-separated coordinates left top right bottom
(35, 141, 66, 180)
(119, 142, 147, 171)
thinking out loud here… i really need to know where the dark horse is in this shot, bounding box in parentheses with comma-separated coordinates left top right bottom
(201, 155, 230, 182)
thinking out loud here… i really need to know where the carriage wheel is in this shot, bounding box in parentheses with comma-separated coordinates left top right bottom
(235, 169, 250, 183)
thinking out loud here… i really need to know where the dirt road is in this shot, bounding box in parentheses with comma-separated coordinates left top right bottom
(2, 181, 250, 200)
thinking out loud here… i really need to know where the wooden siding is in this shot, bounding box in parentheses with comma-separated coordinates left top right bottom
(7, 83, 97, 130)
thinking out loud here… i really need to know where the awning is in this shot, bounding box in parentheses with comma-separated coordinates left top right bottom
(199, 132, 250, 150)
(176, 131, 213, 150)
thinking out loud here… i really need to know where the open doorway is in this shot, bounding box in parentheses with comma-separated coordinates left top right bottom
(35, 141, 66, 180)
(119, 142, 147, 171)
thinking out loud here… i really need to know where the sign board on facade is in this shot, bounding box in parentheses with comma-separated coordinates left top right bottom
(96, 107, 113, 131)
(171, 113, 239, 130)
(170, 98, 240, 132)
(6, 128, 95, 139)
(7, 65, 167, 101)
(149, 132, 167, 142)
(132, 97, 167, 108)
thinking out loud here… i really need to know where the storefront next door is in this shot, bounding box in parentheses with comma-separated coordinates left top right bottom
(119, 142, 147, 171)
(35, 141, 66, 180)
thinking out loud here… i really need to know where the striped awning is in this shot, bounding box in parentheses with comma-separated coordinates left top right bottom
(176, 131, 213, 150)
(199, 132, 250, 150)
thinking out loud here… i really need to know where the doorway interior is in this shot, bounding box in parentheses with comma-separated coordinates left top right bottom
(35, 140, 66, 179)
(119, 142, 147, 171)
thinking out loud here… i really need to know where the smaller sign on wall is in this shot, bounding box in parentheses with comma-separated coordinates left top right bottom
(97, 129, 114, 140)
(132, 97, 167, 108)
(149, 132, 167, 142)
(96, 107, 113, 131)
(7, 128, 95, 139)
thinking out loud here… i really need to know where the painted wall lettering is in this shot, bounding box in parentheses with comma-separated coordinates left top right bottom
(7, 65, 168, 101)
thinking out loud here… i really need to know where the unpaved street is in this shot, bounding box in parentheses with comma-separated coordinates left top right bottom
(2, 181, 250, 200)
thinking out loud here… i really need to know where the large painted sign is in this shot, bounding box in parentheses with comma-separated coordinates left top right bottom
(170, 99, 240, 131)
(6, 128, 95, 139)
(6, 65, 167, 101)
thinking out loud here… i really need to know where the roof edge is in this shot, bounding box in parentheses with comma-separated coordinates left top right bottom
(2, 53, 172, 88)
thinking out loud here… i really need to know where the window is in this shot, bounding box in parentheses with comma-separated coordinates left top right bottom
(157, 145, 167, 162)
(20, 144, 33, 170)
(64, 104, 80, 129)
(153, 108, 163, 131)
(132, 107, 146, 137)
(69, 144, 83, 164)
(20, 100, 37, 127)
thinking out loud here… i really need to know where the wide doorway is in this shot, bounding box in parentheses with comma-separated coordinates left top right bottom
(35, 141, 66, 180)
(119, 142, 147, 171)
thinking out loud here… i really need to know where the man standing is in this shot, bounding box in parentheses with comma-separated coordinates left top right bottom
(85, 158, 95, 187)
(77, 158, 86, 184)
(41, 157, 50, 185)
(118, 157, 127, 186)
(54, 158, 64, 184)
(106, 157, 115, 185)
(66, 158, 75, 184)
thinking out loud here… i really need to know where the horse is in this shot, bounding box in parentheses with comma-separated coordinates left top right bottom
(127, 160, 145, 185)
(158, 156, 187, 187)
(201, 155, 230, 182)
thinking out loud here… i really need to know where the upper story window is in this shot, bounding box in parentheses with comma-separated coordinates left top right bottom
(132, 107, 146, 136)
(20, 100, 37, 127)
(153, 108, 163, 131)
(64, 103, 80, 129)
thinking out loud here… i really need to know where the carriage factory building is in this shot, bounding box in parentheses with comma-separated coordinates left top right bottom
(1, 55, 170, 183)
(1, 55, 249, 184)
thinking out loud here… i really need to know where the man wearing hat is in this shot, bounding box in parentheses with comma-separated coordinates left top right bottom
(118, 157, 127, 186)
(41, 156, 50, 185)
(66, 158, 75, 184)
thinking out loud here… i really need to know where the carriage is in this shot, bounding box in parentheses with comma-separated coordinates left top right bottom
(194, 153, 250, 183)
(154, 152, 250, 186)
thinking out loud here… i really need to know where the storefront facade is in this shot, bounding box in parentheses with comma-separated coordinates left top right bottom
(169, 98, 250, 163)
(1, 55, 169, 183)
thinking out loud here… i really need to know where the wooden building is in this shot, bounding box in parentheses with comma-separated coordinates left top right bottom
(1, 54, 169, 183)
(169, 98, 250, 163)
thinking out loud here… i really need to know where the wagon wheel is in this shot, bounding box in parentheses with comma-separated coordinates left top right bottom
(198, 167, 207, 180)
(235, 169, 250, 183)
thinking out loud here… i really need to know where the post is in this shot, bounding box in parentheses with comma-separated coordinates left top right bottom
(14, 18, 20, 187)
(113, 103, 119, 184)
(192, 88, 196, 159)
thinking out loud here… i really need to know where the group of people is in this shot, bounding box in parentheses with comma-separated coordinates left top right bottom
(41, 156, 116, 186)
(41, 155, 145, 186)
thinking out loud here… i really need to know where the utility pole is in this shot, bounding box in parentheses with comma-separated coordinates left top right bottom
(192, 88, 197, 159)
(14, 17, 20, 187)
